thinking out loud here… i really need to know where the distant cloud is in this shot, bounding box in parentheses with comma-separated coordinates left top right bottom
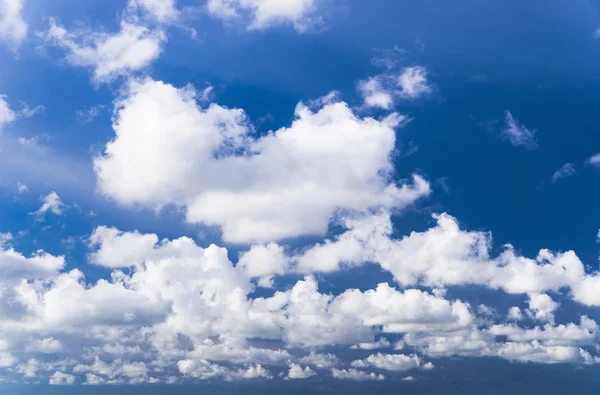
(587, 152, 600, 166)
(0, 95, 17, 129)
(501, 110, 538, 149)
(0, 0, 27, 50)
(31, 191, 65, 219)
(358, 66, 433, 109)
(593, 27, 600, 39)
(398, 66, 432, 99)
(76, 104, 105, 123)
(207, 0, 323, 32)
(551, 163, 577, 183)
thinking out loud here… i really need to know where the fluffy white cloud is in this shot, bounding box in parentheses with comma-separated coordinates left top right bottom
(43, 19, 166, 84)
(289, 211, 600, 307)
(0, 243, 64, 283)
(207, 0, 320, 32)
(350, 353, 433, 372)
(501, 110, 538, 149)
(89, 226, 158, 268)
(0, 224, 596, 384)
(49, 371, 76, 385)
(357, 77, 394, 109)
(0, 0, 27, 49)
(94, 78, 430, 243)
(237, 243, 290, 287)
(526, 293, 559, 324)
(331, 368, 384, 381)
(286, 363, 315, 379)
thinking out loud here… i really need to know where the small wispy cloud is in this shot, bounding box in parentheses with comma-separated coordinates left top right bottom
(30, 191, 65, 220)
(501, 110, 538, 149)
(76, 104, 105, 123)
(551, 163, 577, 183)
(587, 152, 600, 166)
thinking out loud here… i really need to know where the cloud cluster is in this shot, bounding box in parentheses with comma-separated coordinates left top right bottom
(94, 78, 430, 243)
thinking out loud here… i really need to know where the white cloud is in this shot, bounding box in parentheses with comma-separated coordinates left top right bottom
(0, 0, 27, 50)
(526, 293, 559, 324)
(331, 368, 384, 381)
(88, 226, 159, 269)
(49, 371, 76, 385)
(397, 66, 432, 99)
(43, 19, 166, 84)
(31, 191, 65, 218)
(286, 363, 315, 379)
(551, 163, 577, 183)
(127, 0, 179, 23)
(357, 66, 433, 109)
(351, 338, 392, 350)
(27, 338, 63, 353)
(501, 110, 538, 149)
(237, 243, 290, 287)
(299, 352, 339, 368)
(508, 306, 523, 321)
(0, 224, 595, 384)
(207, 0, 321, 32)
(357, 77, 394, 109)
(94, 79, 430, 244)
(351, 353, 433, 372)
(0, 95, 16, 129)
(17, 182, 29, 194)
(587, 152, 600, 166)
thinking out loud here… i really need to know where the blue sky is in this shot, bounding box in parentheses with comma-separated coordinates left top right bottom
(0, 0, 600, 393)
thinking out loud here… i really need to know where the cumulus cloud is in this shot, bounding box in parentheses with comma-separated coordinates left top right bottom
(0, 0, 27, 50)
(286, 363, 315, 379)
(551, 163, 577, 183)
(331, 368, 385, 381)
(94, 78, 430, 243)
(350, 353, 433, 372)
(49, 371, 76, 385)
(272, 210, 600, 307)
(0, 224, 595, 384)
(207, 0, 322, 32)
(501, 110, 538, 149)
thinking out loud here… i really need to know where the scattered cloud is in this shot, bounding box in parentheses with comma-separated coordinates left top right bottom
(207, 0, 323, 32)
(551, 163, 577, 183)
(76, 104, 105, 123)
(0, 0, 27, 50)
(587, 152, 600, 166)
(31, 191, 65, 219)
(501, 110, 538, 149)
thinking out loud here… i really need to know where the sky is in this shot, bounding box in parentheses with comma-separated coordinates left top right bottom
(0, 0, 599, 393)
